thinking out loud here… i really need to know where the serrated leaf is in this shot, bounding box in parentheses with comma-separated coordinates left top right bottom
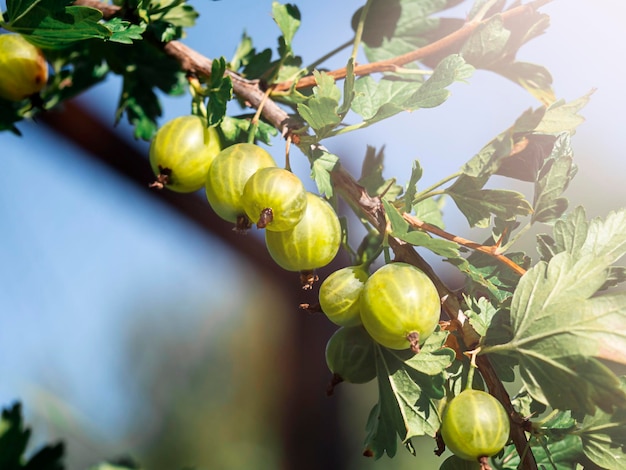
(297, 71, 342, 139)
(535, 90, 594, 135)
(461, 15, 510, 68)
(447, 176, 532, 228)
(579, 377, 626, 469)
(398, 331, 455, 375)
(229, 32, 253, 71)
(6, 5, 111, 48)
(309, 147, 339, 198)
(206, 57, 233, 127)
(532, 133, 577, 224)
(364, 345, 444, 459)
(449, 249, 529, 304)
(146, 0, 198, 28)
(105, 18, 146, 44)
(462, 91, 589, 184)
(384, 200, 459, 258)
(272, 2, 300, 49)
(337, 57, 355, 116)
(219, 115, 277, 146)
(413, 197, 445, 229)
(352, 54, 472, 123)
(0, 402, 30, 468)
(351, 76, 420, 121)
(111, 41, 184, 140)
(403, 160, 423, 212)
(487, 224, 626, 413)
(543, 206, 626, 289)
(464, 295, 497, 337)
(495, 434, 582, 470)
(360, 0, 463, 63)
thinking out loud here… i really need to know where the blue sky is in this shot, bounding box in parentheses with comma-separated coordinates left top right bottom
(1, 0, 626, 467)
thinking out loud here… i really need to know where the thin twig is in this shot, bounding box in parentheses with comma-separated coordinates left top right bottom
(402, 213, 527, 277)
(272, 0, 553, 92)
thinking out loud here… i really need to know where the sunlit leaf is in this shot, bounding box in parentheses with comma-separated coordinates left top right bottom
(485, 208, 626, 413)
(309, 147, 339, 198)
(364, 345, 445, 458)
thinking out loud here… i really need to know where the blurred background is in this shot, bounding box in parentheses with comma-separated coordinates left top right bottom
(1, 1, 625, 469)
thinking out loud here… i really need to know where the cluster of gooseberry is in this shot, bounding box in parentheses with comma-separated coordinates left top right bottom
(319, 262, 510, 465)
(321, 262, 441, 392)
(149, 117, 342, 286)
(0, 34, 48, 102)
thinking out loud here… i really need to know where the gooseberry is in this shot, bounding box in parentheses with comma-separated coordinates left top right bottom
(149, 115, 221, 193)
(0, 34, 48, 102)
(205, 143, 276, 227)
(325, 326, 376, 394)
(319, 266, 369, 327)
(440, 389, 510, 462)
(265, 192, 341, 272)
(241, 167, 307, 231)
(359, 262, 440, 351)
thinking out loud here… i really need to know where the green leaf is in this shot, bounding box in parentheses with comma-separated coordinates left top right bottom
(535, 90, 594, 135)
(413, 197, 445, 230)
(297, 71, 342, 139)
(206, 57, 233, 127)
(351, 54, 473, 124)
(5, 4, 111, 49)
(486, 220, 626, 413)
(272, 2, 301, 50)
(104, 18, 146, 44)
(337, 57, 355, 116)
(359, 0, 463, 63)
(495, 434, 583, 470)
(403, 160, 423, 213)
(145, 0, 198, 28)
(460, 15, 510, 68)
(110, 41, 184, 139)
(463, 92, 590, 184)
(579, 377, 626, 469)
(229, 32, 254, 72)
(308, 148, 339, 198)
(0, 402, 30, 468)
(539, 206, 626, 290)
(384, 200, 459, 259)
(447, 175, 532, 228)
(407, 54, 474, 107)
(532, 133, 577, 224)
(0, 402, 65, 470)
(448, 250, 529, 304)
(464, 295, 497, 337)
(398, 330, 455, 375)
(364, 345, 445, 459)
(0, 98, 24, 134)
(351, 76, 421, 122)
(219, 115, 278, 146)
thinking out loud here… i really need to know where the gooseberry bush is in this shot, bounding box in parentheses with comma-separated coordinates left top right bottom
(2, 0, 626, 469)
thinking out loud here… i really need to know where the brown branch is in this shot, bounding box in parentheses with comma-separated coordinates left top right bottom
(272, 0, 554, 92)
(402, 213, 527, 277)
